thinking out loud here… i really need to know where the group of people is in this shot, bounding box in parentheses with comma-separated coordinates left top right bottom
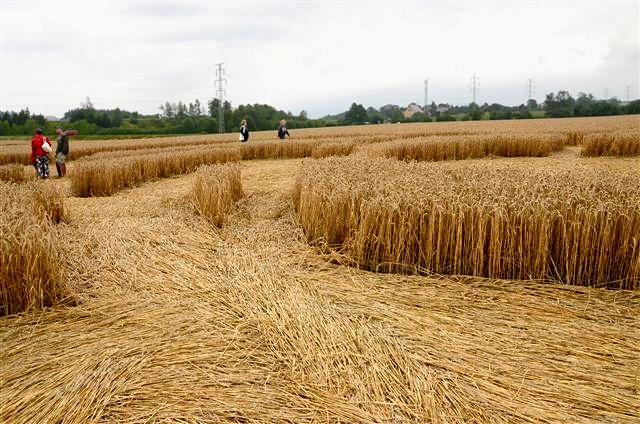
(30, 127, 77, 179)
(30, 119, 286, 179)
(238, 119, 290, 142)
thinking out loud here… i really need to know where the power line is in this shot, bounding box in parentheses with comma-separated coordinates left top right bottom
(424, 78, 429, 108)
(526, 77, 535, 102)
(214, 62, 227, 134)
(626, 85, 633, 102)
(604, 86, 610, 100)
(469, 74, 479, 104)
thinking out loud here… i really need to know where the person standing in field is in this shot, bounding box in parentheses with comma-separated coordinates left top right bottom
(239, 119, 249, 142)
(54, 127, 78, 177)
(31, 128, 50, 179)
(277, 119, 290, 140)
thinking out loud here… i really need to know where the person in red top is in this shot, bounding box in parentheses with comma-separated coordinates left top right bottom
(31, 128, 50, 179)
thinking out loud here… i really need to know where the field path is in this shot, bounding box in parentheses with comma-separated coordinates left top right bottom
(2, 158, 639, 423)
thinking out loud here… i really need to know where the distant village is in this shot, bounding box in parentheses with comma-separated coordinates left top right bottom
(401, 102, 450, 119)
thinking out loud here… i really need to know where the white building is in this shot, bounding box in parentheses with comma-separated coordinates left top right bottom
(402, 103, 424, 119)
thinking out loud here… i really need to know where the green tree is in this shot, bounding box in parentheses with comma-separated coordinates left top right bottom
(199, 117, 218, 133)
(81, 97, 94, 110)
(0, 120, 10, 136)
(589, 100, 620, 116)
(179, 117, 196, 133)
(344, 103, 368, 124)
(368, 111, 385, 124)
(391, 110, 405, 123)
(160, 102, 175, 118)
(80, 97, 97, 123)
(188, 100, 202, 117)
(96, 113, 112, 128)
(624, 99, 640, 114)
(544, 91, 575, 118)
(111, 108, 124, 127)
(19, 118, 38, 134)
(70, 119, 97, 135)
(574, 93, 596, 116)
(436, 114, 456, 122)
(489, 110, 513, 120)
(207, 99, 220, 118)
(380, 104, 400, 119)
(465, 103, 483, 120)
(176, 102, 187, 120)
(410, 112, 428, 122)
(223, 101, 233, 131)
(514, 110, 532, 119)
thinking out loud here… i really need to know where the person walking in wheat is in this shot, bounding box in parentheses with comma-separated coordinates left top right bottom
(239, 119, 249, 142)
(277, 119, 290, 140)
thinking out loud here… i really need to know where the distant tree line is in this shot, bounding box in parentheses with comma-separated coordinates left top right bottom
(336, 101, 535, 125)
(0, 109, 48, 136)
(2, 91, 639, 136)
(0, 97, 341, 136)
(57, 97, 336, 136)
(336, 94, 639, 126)
(543, 91, 639, 118)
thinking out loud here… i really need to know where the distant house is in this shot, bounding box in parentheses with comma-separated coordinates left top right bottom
(436, 105, 451, 114)
(402, 103, 424, 119)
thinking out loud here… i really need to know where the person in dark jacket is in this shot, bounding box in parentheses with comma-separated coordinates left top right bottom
(54, 127, 77, 177)
(31, 128, 50, 179)
(239, 119, 249, 142)
(277, 119, 290, 140)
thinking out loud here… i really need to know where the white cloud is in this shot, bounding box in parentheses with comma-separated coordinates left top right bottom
(1, 0, 637, 117)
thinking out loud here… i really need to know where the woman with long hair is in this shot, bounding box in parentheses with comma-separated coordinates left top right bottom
(239, 119, 249, 142)
(277, 119, 290, 140)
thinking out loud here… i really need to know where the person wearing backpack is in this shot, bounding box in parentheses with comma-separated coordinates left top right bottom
(239, 119, 249, 142)
(31, 128, 50, 179)
(54, 127, 78, 177)
(277, 119, 290, 140)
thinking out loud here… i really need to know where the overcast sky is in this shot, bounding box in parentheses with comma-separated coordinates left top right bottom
(1, 0, 638, 118)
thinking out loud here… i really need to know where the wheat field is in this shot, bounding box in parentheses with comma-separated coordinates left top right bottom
(1, 116, 639, 423)
(0, 164, 30, 183)
(581, 130, 640, 156)
(359, 134, 567, 161)
(191, 163, 244, 227)
(294, 156, 640, 288)
(2, 115, 637, 166)
(0, 182, 69, 316)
